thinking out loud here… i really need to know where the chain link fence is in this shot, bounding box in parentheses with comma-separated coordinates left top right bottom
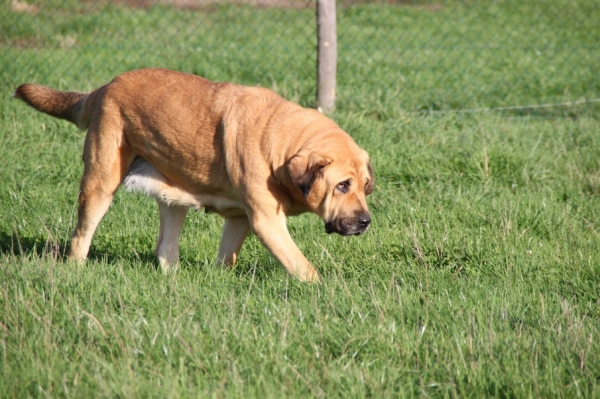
(2, 0, 599, 114)
(336, 0, 599, 116)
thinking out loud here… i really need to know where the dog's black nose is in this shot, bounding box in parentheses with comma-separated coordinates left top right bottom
(358, 213, 371, 227)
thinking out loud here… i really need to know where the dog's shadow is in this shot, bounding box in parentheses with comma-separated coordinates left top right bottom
(0, 230, 281, 281)
(0, 230, 157, 267)
(0, 230, 62, 259)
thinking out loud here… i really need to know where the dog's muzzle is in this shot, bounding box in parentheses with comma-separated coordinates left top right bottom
(325, 212, 371, 236)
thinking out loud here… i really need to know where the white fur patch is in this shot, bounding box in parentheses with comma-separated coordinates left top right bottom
(123, 158, 241, 212)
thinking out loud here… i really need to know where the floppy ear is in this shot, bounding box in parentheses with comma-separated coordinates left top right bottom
(287, 152, 332, 198)
(365, 162, 374, 195)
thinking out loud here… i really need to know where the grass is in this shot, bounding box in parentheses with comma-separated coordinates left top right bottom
(1, 0, 600, 397)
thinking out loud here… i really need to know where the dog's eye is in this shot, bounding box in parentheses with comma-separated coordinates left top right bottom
(336, 180, 350, 194)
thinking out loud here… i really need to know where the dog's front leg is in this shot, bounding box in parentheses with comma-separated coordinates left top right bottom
(217, 216, 251, 266)
(249, 213, 319, 282)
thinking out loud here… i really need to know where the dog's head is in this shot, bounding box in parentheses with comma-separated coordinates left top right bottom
(287, 140, 374, 236)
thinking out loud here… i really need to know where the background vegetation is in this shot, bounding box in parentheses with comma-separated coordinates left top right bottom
(1, 0, 599, 397)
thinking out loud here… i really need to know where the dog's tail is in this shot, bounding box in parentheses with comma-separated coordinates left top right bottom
(13, 83, 101, 130)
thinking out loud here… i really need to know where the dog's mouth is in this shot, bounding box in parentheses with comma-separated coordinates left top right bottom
(325, 213, 371, 236)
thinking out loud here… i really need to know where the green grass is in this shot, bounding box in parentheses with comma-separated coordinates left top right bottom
(1, 1, 600, 397)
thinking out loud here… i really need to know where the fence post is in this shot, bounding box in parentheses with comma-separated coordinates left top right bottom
(317, 0, 336, 113)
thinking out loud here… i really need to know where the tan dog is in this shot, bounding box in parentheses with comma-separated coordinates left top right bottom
(14, 68, 373, 282)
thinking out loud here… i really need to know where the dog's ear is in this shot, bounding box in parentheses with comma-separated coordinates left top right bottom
(365, 161, 374, 195)
(287, 152, 332, 198)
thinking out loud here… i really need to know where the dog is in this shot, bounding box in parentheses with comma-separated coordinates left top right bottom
(14, 68, 373, 282)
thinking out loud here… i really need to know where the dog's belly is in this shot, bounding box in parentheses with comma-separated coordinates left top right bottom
(123, 158, 245, 217)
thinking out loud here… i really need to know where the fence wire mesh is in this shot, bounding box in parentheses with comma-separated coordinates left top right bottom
(2, 0, 599, 114)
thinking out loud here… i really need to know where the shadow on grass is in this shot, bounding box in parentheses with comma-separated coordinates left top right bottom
(0, 230, 158, 268)
(0, 230, 66, 260)
(0, 229, 283, 280)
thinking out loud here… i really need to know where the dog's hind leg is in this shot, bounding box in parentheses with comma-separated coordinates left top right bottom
(156, 202, 188, 273)
(70, 119, 135, 262)
(217, 216, 251, 266)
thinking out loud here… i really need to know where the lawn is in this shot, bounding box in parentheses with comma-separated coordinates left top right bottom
(1, 0, 599, 397)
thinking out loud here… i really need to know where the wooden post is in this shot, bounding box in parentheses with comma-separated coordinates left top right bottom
(317, 0, 336, 113)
